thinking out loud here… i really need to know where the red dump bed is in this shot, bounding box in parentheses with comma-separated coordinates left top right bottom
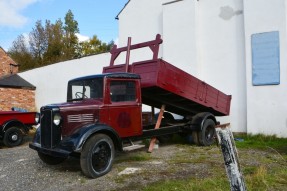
(103, 59, 231, 116)
(103, 34, 231, 116)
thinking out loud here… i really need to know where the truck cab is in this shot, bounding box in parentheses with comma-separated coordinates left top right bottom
(30, 73, 144, 178)
(65, 73, 143, 138)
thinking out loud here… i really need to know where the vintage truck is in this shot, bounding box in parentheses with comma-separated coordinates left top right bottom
(0, 110, 39, 147)
(29, 34, 231, 178)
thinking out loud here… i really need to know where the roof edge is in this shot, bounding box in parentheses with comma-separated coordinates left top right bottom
(115, 0, 131, 20)
(0, 85, 36, 90)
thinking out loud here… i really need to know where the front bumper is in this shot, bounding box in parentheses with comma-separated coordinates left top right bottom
(29, 143, 71, 158)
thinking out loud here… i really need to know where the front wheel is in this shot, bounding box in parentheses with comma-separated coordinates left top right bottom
(80, 134, 115, 178)
(3, 127, 23, 147)
(38, 152, 66, 165)
(198, 119, 216, 146)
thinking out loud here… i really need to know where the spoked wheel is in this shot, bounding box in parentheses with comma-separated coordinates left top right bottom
(198, 119, 216, 146)
(3, 127, 23, 147)
(80, 134, 115, 178)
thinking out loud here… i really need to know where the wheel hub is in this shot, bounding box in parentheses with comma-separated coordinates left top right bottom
(92, 142, 111, 172)
(11, 134, 18, 141)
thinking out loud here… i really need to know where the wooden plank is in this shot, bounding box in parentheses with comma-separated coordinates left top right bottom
(147, 105, 165, 153)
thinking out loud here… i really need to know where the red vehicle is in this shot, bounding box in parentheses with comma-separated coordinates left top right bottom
(29, 35, 231, 178)
(0, 111, 39, 147)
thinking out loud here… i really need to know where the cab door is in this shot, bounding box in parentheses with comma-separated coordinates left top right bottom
(106, 78, 142, 138)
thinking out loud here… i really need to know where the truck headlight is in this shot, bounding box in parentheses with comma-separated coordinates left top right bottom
(35, 113, 40, 124)
(53, 114, 62, 126)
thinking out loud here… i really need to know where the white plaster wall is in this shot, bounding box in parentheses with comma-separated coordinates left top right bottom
(118, 0, 199, 75)
(196, 0, 247, 133)
(162, 0, 199, 76)
(19, 53, 110, 111)
(119, 0, 247, 132)
(243, 0, 287, 137)
(118, 0, 167, 46)
(117, 0, 172, 65)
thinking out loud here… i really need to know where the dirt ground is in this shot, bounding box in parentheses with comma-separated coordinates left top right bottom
(0, 136, 286, 191)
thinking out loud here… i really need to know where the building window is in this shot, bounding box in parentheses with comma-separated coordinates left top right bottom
(251, 31, 280, 86)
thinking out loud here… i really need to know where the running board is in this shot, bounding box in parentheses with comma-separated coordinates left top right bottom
(123, 140, 145, 151)
(123, 144, 145, 151)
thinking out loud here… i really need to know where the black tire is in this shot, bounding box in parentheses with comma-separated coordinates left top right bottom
(3, 127, 23, 147)
(191, 131, 200, 145)
(198, 119, 216, 146)
(38, 152, 66, 165)
(80, 134, 115, 178)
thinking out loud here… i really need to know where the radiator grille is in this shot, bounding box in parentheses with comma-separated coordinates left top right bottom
(40, 107, 61, 148)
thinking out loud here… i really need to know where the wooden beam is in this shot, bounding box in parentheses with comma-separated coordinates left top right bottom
(148, 105, 165, 153)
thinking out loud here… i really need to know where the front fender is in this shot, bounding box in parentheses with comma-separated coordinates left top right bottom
(59, 123, 122, 153)
(2, 120, 28, 133)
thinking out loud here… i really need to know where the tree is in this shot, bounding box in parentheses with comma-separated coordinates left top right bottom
(29, 20, 48, 66)
(79, 35, 114, 56)
(44, 19, 65, 64)
(63, 9, 79, 59)
(8, 9, 114, 71)
(8, 35, 36, 71)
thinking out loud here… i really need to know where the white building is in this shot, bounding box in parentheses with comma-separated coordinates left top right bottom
(20, 0, 287, 137)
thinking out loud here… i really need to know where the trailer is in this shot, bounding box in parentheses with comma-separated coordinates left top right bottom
(0, 111, 39, 147)
(29, 34, 231, 178)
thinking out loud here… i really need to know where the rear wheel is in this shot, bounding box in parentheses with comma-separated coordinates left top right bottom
(80, 134, 115, 178)
(38, 152, 66, 165)
(191, 131, 199, 145)
(3, 127, 23, 147)
(198, 119, 216, 146)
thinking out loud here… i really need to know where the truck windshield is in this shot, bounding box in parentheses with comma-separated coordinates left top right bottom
(67, 78, 103, 101)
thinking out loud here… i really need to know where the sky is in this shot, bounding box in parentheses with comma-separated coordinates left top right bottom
(0, 0, 128, 51)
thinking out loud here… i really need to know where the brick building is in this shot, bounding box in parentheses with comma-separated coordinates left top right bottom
(0, 47, 36, 111)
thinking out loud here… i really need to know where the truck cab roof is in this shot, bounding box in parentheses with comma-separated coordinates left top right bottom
(69, 73, 140, 83)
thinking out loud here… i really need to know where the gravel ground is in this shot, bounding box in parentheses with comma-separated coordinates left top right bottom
(0, 140, 218, 191)
(1, 137, 285, 191)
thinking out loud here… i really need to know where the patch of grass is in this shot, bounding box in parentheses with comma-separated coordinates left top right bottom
(115, 152, 152, 164)
(78, 178, 86, 184)
(235, 134, 287, 154)
(114, 134, 287, 191)
(244, 165, 287, 191)
(245, 165, 268, 190)
(142, 176, 230, 191)
(243, 166, 258, 175)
